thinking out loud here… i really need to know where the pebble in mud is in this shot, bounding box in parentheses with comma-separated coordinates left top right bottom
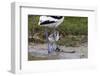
(80, 54, 85, 58)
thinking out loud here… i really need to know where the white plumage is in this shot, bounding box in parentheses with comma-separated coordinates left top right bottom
(38, 16, 64, 28)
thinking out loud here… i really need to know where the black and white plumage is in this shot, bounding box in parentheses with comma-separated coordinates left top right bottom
(38, 16, 64, 28)
(38, 16, 64, 53)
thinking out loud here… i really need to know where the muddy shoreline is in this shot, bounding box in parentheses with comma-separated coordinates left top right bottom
(28, 43, 88, 60)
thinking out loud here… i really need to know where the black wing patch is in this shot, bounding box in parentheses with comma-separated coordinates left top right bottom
(50, 16, 63, 19)
(40, 20, 56, 25)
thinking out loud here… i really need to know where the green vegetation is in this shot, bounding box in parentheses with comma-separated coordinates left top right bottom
(28, 15, 88, 47)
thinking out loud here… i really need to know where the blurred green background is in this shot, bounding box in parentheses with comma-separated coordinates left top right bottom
(28, 15, 88, 47)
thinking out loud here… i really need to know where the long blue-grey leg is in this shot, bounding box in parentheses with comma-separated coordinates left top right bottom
(45, 28, 51, 54)
(53, 27, 57, 51)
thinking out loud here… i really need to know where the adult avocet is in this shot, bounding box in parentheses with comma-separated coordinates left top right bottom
(38, 16, 64, 53)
